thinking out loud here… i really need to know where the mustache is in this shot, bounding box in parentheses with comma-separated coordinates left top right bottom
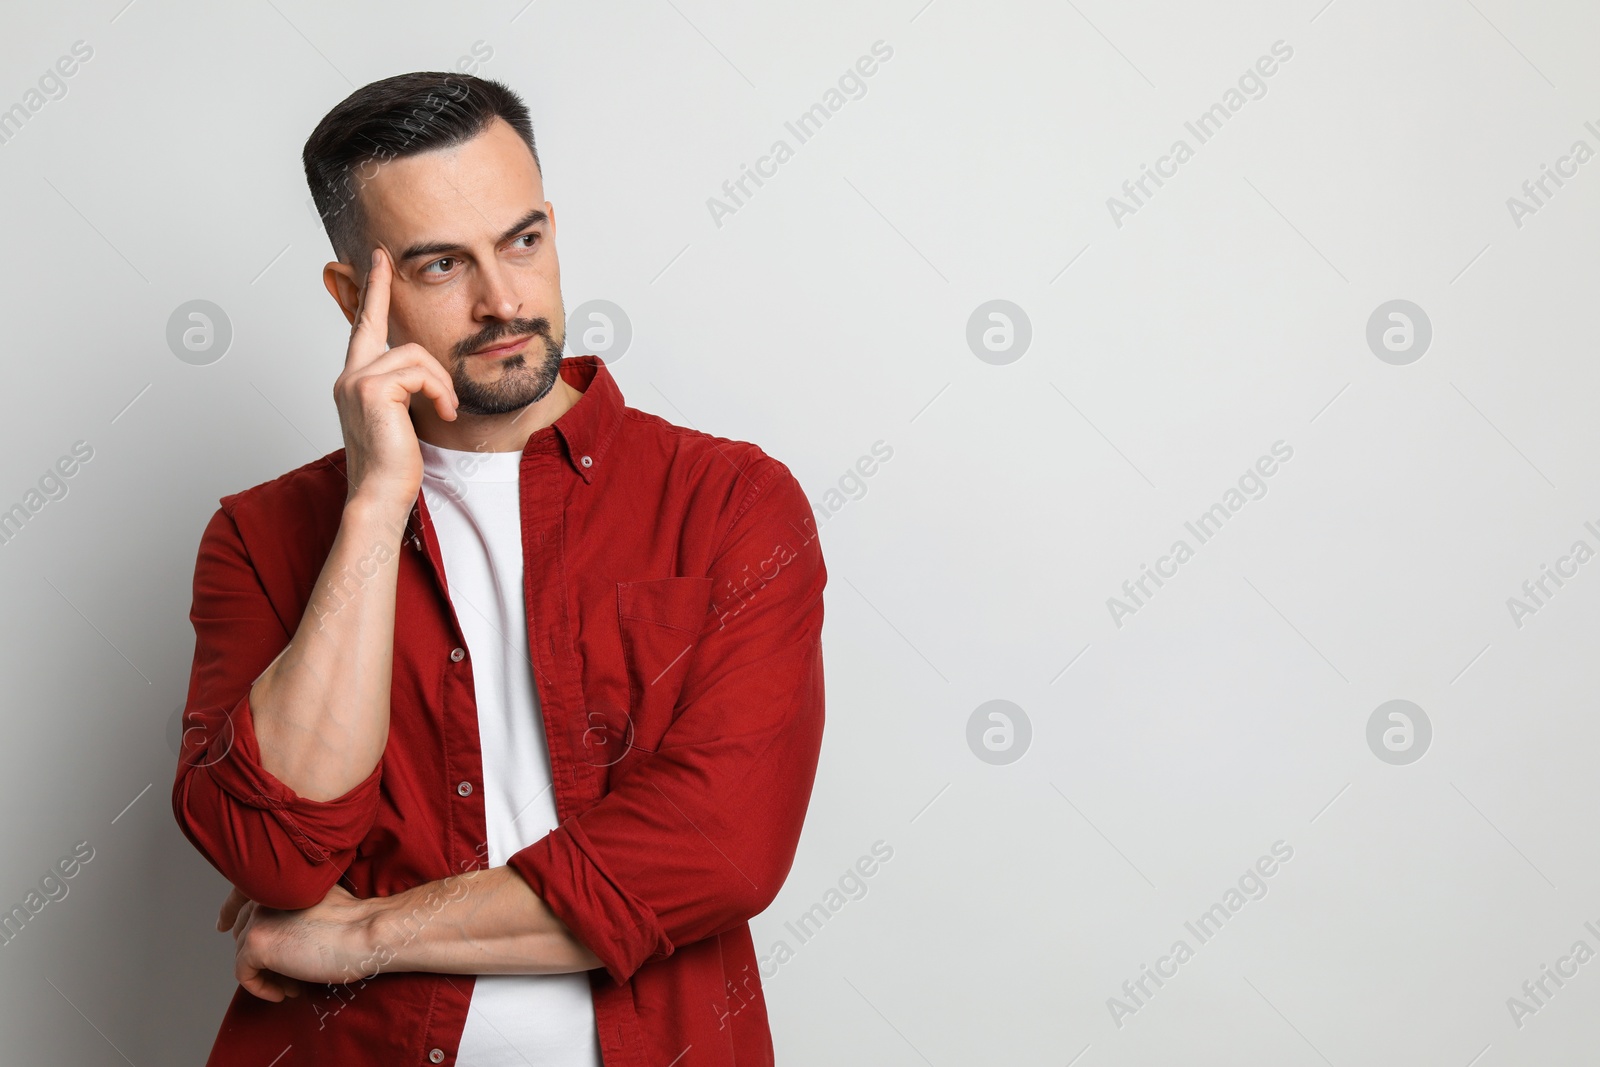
(454, 318, 554, 358)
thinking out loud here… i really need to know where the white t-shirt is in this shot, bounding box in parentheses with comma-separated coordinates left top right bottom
(418, 440, 602, 1067)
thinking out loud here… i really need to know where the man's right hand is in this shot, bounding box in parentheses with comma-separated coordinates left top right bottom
(334, 246, 458, 509)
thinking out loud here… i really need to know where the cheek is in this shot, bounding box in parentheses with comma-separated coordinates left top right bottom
(524, 249, 560, 288)
(508, 262, 561, 319)
(395, 292, 472, 354)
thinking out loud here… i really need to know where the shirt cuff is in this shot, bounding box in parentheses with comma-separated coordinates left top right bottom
(199, 687, 384, 864)
(506, 817, 674, 986)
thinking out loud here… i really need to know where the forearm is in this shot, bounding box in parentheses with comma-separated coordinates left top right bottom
(248, 493, 410, 801)
(364, 866, 602, 975)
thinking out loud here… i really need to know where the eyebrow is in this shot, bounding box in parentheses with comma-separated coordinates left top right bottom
(396, 207, 549, 264)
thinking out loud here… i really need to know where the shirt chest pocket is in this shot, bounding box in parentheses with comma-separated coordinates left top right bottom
(615, 576, 715, 746)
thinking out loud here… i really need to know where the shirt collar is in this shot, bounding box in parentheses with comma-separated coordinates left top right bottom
(393, 354, 625, 548)
(535, 354, 624, 485)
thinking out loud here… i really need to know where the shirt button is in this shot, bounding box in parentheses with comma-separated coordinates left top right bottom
(428, 1051, 445, 1064)
(449, 647, 465, 662)
(580, 455, 593, 468)
(457, 781, 472, 796)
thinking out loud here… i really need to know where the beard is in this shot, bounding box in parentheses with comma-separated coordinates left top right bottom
(449, 315, 565, 416)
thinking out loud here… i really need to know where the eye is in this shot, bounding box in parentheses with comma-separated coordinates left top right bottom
(422, 256, 458, 275)
(513, 232, 541, 250)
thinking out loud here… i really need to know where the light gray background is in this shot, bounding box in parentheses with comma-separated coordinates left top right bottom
(2, 0, 1597, 1063)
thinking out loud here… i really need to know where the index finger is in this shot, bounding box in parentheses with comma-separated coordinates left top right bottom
(346, 245, 392, 370)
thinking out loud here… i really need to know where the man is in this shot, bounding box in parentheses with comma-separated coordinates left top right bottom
(172, 71, 827, 1066)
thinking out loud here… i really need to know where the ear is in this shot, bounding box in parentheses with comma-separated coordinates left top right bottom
(323, 261, 360, 326)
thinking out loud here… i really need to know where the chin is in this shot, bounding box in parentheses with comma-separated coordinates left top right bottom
(453, 342, 562, 415)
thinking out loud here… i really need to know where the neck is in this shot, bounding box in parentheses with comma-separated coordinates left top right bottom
(412, 375, 584, 453)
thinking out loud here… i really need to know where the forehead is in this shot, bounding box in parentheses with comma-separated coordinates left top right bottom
(359, 116, 544, 239)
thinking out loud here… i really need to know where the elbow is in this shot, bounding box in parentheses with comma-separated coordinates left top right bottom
(172, 774, 354, 912)
(205, 842, 351, 912)
(718, 854, 793, 931)
(237, 867, 345, 912)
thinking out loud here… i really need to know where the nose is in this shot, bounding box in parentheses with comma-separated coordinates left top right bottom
(474, 258, 521, 321)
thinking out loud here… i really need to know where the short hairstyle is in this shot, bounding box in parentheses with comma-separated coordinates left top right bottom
(301, 71, 539, 263)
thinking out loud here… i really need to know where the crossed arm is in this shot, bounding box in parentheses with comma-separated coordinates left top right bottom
(221, 865, 602, 1002)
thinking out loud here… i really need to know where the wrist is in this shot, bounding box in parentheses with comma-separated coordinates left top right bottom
(342, 492, 415, 545)
(364, 871, 481, 973)
(347, 888, 409, 976)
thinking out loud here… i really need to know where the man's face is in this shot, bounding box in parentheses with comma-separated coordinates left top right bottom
(337, 115, 563, 417)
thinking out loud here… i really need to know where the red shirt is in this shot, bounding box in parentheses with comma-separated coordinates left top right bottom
(173, 355, 827, 1066)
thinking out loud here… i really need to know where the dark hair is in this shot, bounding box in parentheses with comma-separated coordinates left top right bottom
(302, 71, 539, 263)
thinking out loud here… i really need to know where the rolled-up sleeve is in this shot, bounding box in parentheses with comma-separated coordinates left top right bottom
(507, 460, 827, 986)
(172, 504, 383, 911)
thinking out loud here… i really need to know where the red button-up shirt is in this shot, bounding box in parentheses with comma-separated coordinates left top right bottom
(173, 355, 827, 1066)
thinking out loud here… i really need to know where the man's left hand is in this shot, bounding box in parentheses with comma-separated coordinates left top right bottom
(217, 883, 380, 1002)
